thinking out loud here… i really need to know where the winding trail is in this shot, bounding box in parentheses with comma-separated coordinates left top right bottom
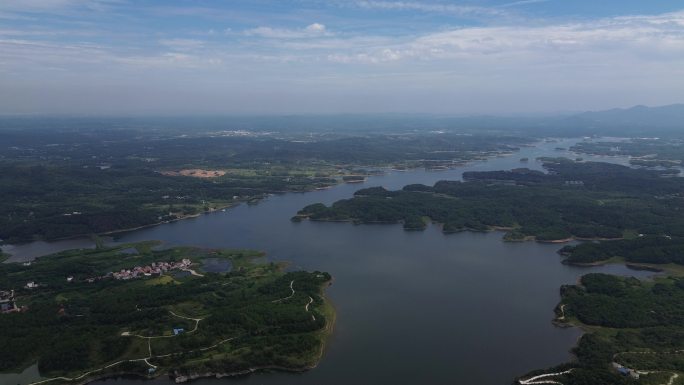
(121, 310, 203, 339)
(557, 304, 566, 321)
(271, 280, 317, 322)
(27, 332, 239, 385)
(636, 371, 679, 385)
(668, 373, 679, 385)
(30, 280, 320, 385)
(271, 280, 295, 303)
(181, 268, 204, 277)
(518, 369, 573, 385)
(614, 350, 684, 385)
(28, 310, 217, 385)
(306, 296, 316, 321)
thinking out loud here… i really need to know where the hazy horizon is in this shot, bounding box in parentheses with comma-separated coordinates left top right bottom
(0, 103, 682, 119)
(2, 0, 684, 115)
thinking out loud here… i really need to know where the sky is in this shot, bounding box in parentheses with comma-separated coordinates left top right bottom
(1, 0, 684, 115)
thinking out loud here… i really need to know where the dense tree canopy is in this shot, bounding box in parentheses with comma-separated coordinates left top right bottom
(0, 243, 333, 383)
(299, 159, 684, 242)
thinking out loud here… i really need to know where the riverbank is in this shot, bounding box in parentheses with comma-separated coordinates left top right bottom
(293, 216, 622, 246)
(1, 202, 236, 250)
(1, 168, 366, 254)
(563, 256, 684, 277)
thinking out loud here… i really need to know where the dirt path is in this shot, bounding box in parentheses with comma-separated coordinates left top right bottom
(518, 369, 573, 385)
(31, 280, 315, 385)
(272, 280, 295, 303)
(271, 281, 316, 321)
(121, 310, 203, 339)
(28, 333, 239, 385)
(306, 296, 316, 321)
(668, 373, 679, 385)
(557, 304, 566, 321)
(635, 371, 679, 385)
(615, 350, 684, 385)
(181, 268, 204, 277)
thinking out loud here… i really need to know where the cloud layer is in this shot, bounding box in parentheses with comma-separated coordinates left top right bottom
(0, 1, 683, 114)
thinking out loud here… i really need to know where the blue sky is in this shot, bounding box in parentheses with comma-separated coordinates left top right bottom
(1, 0, 684, 115)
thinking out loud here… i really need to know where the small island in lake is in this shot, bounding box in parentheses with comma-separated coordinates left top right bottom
(0, 242, 334, 385)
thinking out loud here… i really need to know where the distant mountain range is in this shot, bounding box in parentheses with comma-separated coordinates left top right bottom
(480, 103, 684, 137)
(416, 104, 684, 136)
(564, 104, 684, 131)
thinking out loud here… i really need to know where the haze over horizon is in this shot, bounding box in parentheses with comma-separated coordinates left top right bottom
(2, 0, 684, 115)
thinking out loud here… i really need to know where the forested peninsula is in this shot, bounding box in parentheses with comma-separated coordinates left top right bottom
(515, 274, 684, 385)
(0, 242, 334, 384)
(296, 159, 684, 242)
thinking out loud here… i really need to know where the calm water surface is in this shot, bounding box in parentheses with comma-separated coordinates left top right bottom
(3, 138, 653, 385)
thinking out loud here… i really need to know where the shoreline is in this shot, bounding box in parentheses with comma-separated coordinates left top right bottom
(2, 166, 377, 250)
(297, 217, 624, 245)
(562, 258, 671, 275)
(1, 202, 239, 250)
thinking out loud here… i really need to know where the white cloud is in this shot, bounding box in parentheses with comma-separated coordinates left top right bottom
(2, 6, 684, 114)
(306, 23, 326, 33)
(500, 0, 550, 8)
(158, 38, 205, 51)
(0, 0, 121, 12)
(325, 11, 684, 63)
(244, 23, 331, 39)
(0, 0, 81, 10)
(354, 1, 505, 17)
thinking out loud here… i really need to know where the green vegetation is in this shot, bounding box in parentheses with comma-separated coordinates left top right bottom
(298, 159, 684, 242)
(516, 274, 684, 385)
(560, 237, 684, 265)
(0, 242, 333, 384)
(0, 126, 528, 243)
(0, 163, 336, 243)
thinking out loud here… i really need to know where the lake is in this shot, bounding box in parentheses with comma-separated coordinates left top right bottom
(2, 138, 653, 385)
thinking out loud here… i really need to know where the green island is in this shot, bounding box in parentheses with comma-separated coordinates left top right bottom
(296, 159, 684, 242)
(0, 242, 334, 384)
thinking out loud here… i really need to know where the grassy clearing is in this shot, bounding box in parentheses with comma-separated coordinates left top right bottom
(144, 275, 177, 286)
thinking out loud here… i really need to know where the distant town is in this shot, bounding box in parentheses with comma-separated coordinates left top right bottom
(107, 259, 193, 281)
